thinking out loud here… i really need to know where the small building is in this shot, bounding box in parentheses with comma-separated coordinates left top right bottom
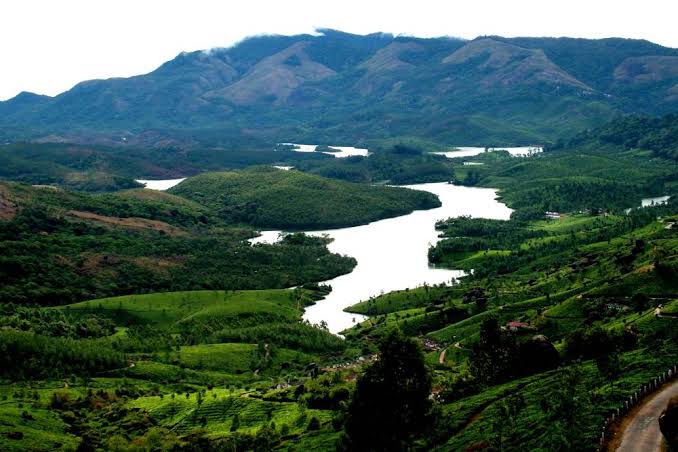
(505, 321, 535, 332)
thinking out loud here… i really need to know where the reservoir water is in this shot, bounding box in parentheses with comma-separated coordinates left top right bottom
(136, 178, 186, 190)
(298, 183, 513, 333)
(433, 146, 542, 159)
(137, 177, 513, 334)
(641, 195, 671, 207)
(279, 143, 369, 158)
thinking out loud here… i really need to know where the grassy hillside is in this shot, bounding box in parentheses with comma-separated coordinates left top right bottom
(169, 166, 441, 229)
(343, 203, 678, 450)
(3, 201, 675, 451)
(0, 285, 351, 451)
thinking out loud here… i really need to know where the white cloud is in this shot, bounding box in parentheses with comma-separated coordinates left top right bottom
(0, 0, 676, 100)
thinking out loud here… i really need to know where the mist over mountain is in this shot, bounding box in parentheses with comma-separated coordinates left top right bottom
(1, 29, 677, 147)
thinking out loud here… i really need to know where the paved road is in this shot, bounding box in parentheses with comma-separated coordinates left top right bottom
(614, 378, 678, 452)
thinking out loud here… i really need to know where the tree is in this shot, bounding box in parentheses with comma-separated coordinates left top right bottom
(541, 366, 593, 451)
(596, 351, 621, 389)
(630, 292, 650, 313)
(492, 394, 526, 451)
(470, 318, 516, 385)
(340, 329, 431, 451)
(230, 413, 240, 432)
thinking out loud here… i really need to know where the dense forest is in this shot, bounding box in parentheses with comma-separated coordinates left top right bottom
(0, 142, 329, 191)
(0, 182, 356, 305)
(169, 166, 441, 229)
(554, 113, 678, 160)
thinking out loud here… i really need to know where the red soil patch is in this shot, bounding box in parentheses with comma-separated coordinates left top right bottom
(65, 210, 185, 236)
(0, 185, 19, 220)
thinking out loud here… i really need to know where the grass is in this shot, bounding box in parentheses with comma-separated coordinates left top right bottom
(346, 285, 458, 316)
(0, 405, 78, 452)
(162, 343, 316, 375)
(62, 289, 302, 330)
(126, 388, 333, 437)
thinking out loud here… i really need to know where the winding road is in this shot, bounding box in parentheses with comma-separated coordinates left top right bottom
(611, 378, 678, 451)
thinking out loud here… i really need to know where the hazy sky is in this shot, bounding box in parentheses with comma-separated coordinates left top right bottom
(1, 0, 677, 100)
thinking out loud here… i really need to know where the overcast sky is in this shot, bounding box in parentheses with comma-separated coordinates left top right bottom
(1, 0, 677, 100)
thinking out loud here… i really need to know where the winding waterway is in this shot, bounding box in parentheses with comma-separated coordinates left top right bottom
(301, 183, 512, 333)
(135, 177, 513, 334)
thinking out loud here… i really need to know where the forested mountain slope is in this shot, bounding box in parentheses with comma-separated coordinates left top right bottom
(1, 30, 677, 147)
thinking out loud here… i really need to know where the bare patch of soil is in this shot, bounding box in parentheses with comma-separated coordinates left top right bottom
(65, 210, 185, 236)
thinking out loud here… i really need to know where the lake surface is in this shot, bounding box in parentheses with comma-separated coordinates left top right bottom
(136, 178, 186, 190)
(301, 183, 513, 333)
(641, 195, 671, 207)
(133, 178, 512, 334)
(279, 143, 369, 158)
(433, 146, 543, 159)
(249, 230, 285, 245)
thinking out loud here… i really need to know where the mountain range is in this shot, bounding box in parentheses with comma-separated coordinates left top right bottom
(1, 29, 678, 147)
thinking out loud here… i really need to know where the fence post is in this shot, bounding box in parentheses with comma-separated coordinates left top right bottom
(598, 363, 677, 452)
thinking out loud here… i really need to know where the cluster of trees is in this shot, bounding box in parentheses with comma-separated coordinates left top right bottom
(0, 330, 125, 379)
(0, 305, 115, 338)
(0, 205, 355, 306)
(469, 318, 560, 387)
(283, 143, 455, 185)
(430, 206, 670, 277)
(429, 217, 544, 264)
(0, 141, 328, 192)
(465, 115, 677, 214)
(169, 166, 441, 229)
(210, 323, 346, 354)
(340, 330, 432, 451)
(563, 326, 637, 362)
(556, 113, 678, 160)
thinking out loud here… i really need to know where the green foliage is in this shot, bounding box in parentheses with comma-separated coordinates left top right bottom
(558, 113, 678, 160)
(0, 330, 125, 379)
(0, 184, 355, 305)
(341, 330, 432, 451)
(0, 141, 328, 192)
(294, 144, 455, 184)
(169, 166, 441, 229)
(469, 318, 518, 386)
(465, 116, 677, 214)
(0, 305, 115, 338)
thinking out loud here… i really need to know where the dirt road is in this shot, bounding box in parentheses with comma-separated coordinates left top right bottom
(612, 378, 678, 451)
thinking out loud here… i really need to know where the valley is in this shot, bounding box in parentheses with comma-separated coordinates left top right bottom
(0, 27, 677, 452)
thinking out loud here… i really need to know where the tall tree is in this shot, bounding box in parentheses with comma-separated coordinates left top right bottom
(470, 318, 516, 385)
(341, 330, 432, 451)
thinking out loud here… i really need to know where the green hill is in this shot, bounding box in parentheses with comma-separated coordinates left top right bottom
(169, 166, 441, 229)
